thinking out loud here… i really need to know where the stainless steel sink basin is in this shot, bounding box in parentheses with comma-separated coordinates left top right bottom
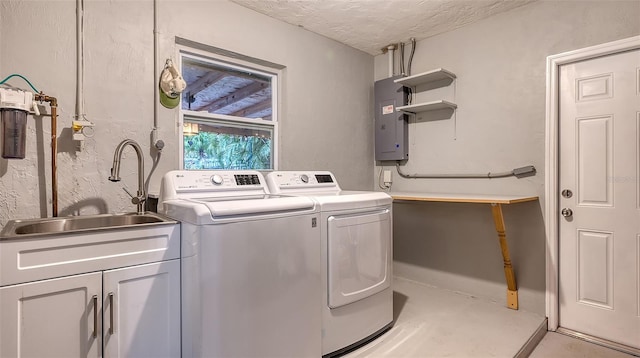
(1, 212, 177, 238)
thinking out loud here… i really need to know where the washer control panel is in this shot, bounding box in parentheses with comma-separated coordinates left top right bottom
(314, 174, 334, 183)
(265, 171, 340, 193)
(234, 174, 261, 186)
(167, 171, 264, 193)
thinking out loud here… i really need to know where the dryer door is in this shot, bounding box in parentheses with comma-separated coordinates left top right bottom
(327, 208, 391, 308)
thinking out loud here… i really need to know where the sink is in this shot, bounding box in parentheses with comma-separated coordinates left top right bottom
(1, 212, 177, 238)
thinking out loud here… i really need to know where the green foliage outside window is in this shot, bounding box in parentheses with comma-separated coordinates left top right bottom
(183, 131, 271, 170)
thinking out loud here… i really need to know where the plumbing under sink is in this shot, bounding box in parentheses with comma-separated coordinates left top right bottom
(0, 212, 176, 238)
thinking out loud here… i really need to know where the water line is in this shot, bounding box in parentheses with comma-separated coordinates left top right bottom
(0, 74, 39, 92)
(34, 94, 59, 216)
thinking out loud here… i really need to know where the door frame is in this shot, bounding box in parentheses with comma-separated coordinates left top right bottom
(545, 35, 640, 330)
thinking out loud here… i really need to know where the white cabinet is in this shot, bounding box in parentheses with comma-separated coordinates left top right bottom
(0, 223, 181, 358)
(394, 68, 457, 114)
(103, 260, 180, 358)
(0, 272, 102, 357)
(0, 260, 180, 358)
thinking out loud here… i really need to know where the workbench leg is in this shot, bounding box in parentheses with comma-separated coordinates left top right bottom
(491, 203, 518, 310)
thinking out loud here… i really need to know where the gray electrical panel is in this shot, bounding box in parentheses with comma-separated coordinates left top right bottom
(375, 76, 408, 161)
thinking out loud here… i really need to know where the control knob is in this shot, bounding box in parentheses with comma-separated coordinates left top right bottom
(300, 174, 309, 183)
(210, 174, 223, 185)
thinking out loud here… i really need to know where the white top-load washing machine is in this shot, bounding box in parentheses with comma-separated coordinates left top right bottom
(266, 171, 393, 356)
(158, 170, 321, 357)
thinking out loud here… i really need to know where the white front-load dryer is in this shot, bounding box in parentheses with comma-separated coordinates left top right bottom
(266, 171, 393, 356)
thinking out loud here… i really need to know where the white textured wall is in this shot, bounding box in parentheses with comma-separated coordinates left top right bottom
(0, 0, 374, 227)
(375, 1, 640, 314)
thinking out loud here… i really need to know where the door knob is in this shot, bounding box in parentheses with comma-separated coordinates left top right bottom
(561, 208, 573, 218)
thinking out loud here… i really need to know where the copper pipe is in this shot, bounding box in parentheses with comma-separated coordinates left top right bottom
(34, 93, 58, 217)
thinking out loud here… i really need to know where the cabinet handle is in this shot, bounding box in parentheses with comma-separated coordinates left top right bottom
(92, 295, 98, 338)
(109, 292, 115, 335)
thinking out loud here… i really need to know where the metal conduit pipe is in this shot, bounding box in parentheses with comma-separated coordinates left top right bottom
(395, 162, 536, 180)
(387, 45, 395, 77)
(34, 93, 59, 216)
(152, 0, 159, 141)
(76, 0, 84, 120)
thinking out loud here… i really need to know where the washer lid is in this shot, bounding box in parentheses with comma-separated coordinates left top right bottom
(161, 194, 316, 224)
(301, 190, 393, 211)
(189, 194, 315, 218)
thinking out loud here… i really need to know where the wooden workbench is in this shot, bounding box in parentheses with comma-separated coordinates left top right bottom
(390, 192, 539, 310)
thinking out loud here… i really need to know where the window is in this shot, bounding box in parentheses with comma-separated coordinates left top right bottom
(179, 48, 278, 170)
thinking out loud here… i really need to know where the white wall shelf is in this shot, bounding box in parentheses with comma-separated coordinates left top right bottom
(396, 100, 457, 114)
(394, 68, 457, 114)
(394, 68, 456, 87)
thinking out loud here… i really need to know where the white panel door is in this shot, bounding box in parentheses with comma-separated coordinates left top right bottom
(102, 259, 180, 358)
(559, 49, 640, 348)
(0, 272, 102, 358)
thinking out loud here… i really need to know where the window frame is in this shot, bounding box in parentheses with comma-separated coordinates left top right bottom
(177, 45, 280, 171)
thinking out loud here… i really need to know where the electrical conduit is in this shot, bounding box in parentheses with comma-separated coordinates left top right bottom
(396, 162, 536, 179)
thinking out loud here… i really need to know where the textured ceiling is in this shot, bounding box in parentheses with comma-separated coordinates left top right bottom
(230, 0, 537, 55)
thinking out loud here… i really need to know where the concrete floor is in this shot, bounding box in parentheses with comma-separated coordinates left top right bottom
(530, 332, 636, 358)
(342, 277, 635, 357)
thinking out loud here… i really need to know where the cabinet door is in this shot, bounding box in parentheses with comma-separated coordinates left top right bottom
(102, 260, 180, 358)
(0, 272, 102, 358)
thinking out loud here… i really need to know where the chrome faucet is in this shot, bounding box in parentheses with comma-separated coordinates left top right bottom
(108, 139, 146, 214)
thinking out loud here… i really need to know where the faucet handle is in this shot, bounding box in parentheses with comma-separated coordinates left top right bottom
(122, 187, 134, 199)
(122, 187, 145, 205)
